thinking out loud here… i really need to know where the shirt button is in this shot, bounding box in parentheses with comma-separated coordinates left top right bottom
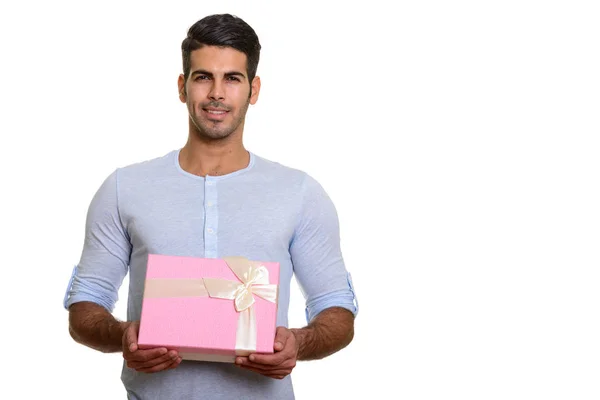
(207, 202, 213, 207)
(207, 228, 214, 234)
(207, 181, 213, 186)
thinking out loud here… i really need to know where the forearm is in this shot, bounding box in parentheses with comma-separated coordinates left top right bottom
(290, 307, 355, 361)
(68, 301, 130, 353)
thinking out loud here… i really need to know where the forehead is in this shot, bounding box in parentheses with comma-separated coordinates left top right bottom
(189, 45, 248, 75)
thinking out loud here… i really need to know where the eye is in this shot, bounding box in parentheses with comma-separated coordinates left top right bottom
(195, 75, 209, 81)
(227, 76, 240, 82)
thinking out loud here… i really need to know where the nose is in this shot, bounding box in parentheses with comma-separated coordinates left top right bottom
(209, 81, 225, 101)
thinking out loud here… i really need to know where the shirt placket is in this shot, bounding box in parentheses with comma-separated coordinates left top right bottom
(204, 177, 218, 258)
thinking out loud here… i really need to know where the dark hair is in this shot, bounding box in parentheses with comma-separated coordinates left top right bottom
(181, 14, 261, 85)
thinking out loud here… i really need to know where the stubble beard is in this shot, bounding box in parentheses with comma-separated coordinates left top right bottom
(189, 98, 250, 141)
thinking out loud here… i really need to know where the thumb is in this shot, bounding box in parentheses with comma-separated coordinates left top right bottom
(125, 322, 139, 353)
(274, 326, 289, 352)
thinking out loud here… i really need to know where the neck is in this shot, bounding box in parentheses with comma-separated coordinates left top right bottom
(179, 125, 250, 177)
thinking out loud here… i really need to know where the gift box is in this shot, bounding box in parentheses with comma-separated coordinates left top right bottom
(137, 254, 280, 363)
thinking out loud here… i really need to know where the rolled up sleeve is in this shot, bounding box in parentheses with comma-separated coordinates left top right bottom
(63, 169, 131, 312)
(290, 174, 358, 324)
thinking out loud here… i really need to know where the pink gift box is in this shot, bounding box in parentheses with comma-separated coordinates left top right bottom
(138, 254, 280, 363)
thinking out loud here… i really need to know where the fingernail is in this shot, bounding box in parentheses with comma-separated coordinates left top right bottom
(236, 358, 243, 364)
(160, 348, 168, 355)
(170, 351, 178, 359)
(249, 355, 255, 361)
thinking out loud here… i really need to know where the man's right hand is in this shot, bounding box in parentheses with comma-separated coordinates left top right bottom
(122, 321, 182, 373)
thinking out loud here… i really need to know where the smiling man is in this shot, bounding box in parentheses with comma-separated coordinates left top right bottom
(64, 13, 358, 400)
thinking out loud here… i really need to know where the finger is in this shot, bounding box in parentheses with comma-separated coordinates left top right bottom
(135, 353, 180, 373)
(124, 325, 139, 353)
(166, 357, 183, 370)
(273, 327, 290, 352)
(128, 350, 179, 369)
(239, 365, 291, 379)
(238, 358, 296, 371)
(137, 356, 181, 373)
(126, 347, 169, 363)
(236, 353, 295, 371)
(247, 352, 287, 366)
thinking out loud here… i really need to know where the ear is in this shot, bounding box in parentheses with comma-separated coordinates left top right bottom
(249, 76, 261, 105)
(177, 74, 186, 103)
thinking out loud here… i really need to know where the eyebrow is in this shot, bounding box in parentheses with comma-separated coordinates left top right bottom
(191, 70, 246, 80)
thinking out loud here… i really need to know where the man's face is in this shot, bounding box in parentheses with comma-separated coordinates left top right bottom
(179, 46, 260, 140)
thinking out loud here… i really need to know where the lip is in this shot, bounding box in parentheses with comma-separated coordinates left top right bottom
(202, 107, 229, 120)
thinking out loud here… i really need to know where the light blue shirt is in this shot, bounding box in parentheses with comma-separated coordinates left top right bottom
(63, 149, 358, 400)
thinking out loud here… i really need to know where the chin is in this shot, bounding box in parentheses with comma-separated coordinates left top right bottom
(197, 128, 234, 141)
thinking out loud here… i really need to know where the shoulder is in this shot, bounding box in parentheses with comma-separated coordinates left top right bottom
(251, 153, 317, 189)
(251, 153, 333, 207)
(89, 150, 179, 199)
(252, 153, 306, 178)
(98, 150, 178, 195)
(116, 150, 177, 179)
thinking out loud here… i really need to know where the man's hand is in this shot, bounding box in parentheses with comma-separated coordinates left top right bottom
(236, 326, 298, 379)
(122, 321, 182, 373)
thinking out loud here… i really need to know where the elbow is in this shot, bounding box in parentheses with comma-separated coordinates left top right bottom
(69, 324, 86, 348)
(68, 325, 79, 342)
(67, 302, 89, 346)
(336, 307, 355, 350)
(345, 324, 355, 347)
(68, 312, 83, 344)
(340, 319, 354, 350)
(321, 307, 356, 351)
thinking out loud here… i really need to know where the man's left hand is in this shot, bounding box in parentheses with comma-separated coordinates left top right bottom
(235, 326, 299, 379)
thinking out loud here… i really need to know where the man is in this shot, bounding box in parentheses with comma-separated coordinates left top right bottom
(64, 13, 358, 400)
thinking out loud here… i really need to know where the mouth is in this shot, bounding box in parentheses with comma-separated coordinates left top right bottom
(202, 107, 229, 121)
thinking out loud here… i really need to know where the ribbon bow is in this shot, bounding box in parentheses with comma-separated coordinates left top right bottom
(202, 256, 278, 355)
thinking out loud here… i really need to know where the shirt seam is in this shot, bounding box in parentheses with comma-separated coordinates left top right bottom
(173, 149, 257, 182)
(291, 173, 310, 253)
(115, 168, 131, 244)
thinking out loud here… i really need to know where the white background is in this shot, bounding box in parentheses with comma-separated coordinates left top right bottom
(1, 1, 599, 399)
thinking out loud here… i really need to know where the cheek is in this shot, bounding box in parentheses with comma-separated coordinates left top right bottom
(185, 93, 202, 111)
(227, 83, 247, 97)
(186, 87, 206, 102)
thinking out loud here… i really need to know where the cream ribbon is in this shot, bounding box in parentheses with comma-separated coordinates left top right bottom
(203, 256, 278, 356)
(143, 256, 278, 356)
